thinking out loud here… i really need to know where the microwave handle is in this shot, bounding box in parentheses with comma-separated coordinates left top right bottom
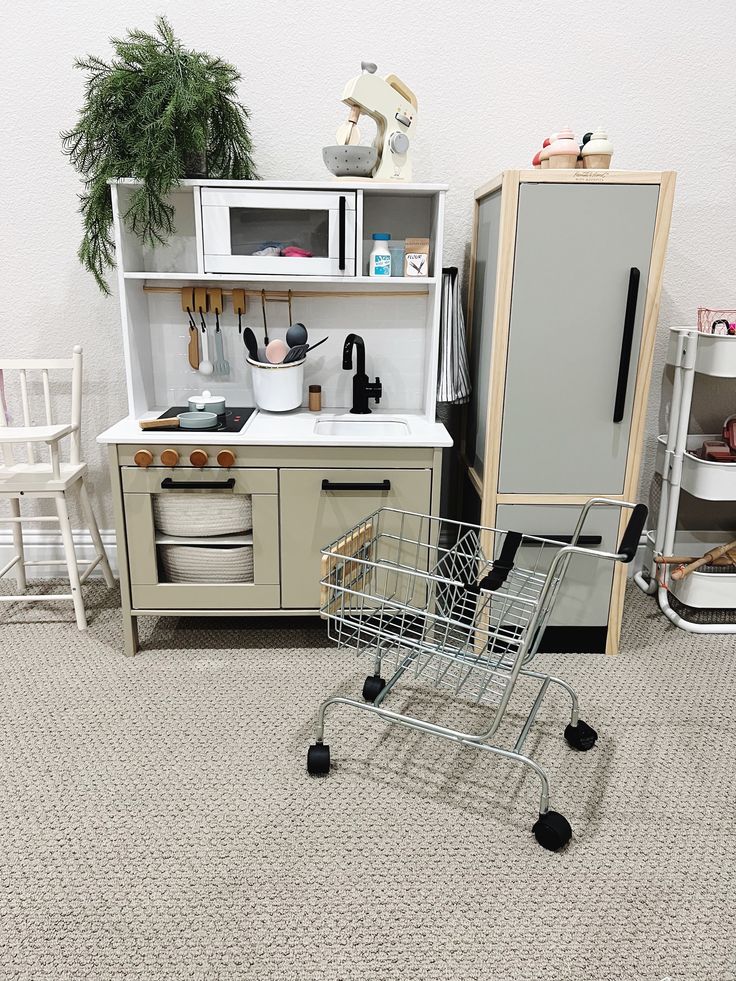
(338, 196, 346, 272)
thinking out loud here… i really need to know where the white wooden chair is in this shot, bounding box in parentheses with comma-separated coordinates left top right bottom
(0, 346, 114, 628)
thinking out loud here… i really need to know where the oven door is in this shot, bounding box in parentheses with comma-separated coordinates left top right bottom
(201, 188, 356, 276)
(122, 466, 280, 610)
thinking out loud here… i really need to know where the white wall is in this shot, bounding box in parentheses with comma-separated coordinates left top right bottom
(2, 0, 736, 533)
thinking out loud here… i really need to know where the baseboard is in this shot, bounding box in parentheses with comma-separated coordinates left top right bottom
(0, 528, 119, 578)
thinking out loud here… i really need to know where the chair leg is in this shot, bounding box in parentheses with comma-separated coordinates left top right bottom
(54, 493, 87, 631)
(78, 481, 115, 588)
(9, 498, 27, 592)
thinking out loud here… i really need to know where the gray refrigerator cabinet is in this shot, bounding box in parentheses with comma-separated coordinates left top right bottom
(463, 169, 675, 654)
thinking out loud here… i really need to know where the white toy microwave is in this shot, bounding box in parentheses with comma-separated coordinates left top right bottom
(201, 188, 356, 276)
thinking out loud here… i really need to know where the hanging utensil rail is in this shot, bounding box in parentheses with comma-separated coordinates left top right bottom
(143, 285, 429, 300)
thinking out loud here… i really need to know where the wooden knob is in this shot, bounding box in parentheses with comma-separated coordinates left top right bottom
(160, 448, 179, 468)
(190, 449, 208, 468)
(217, 449, 236, 469)
(134, 449, 154, 469)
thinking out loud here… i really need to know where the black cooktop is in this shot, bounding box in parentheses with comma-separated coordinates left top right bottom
(156, 406, 255, 433)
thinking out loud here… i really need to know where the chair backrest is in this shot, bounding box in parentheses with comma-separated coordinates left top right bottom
(0, 346, 83, 466)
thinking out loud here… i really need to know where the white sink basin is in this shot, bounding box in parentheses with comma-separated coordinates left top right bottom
(313, 417, 410, 438)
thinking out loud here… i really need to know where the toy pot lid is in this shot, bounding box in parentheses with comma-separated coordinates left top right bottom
(188, 390, 226, 413)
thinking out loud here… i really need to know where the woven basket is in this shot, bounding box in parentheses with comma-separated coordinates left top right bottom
(160, 544, 254, 583)
(153, 493, 252, 537)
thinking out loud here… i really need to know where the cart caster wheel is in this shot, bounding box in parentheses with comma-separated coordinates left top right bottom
(532, 810, 572, 851)
(307, 743, 330, 776)
(564, 719, 598, 751)
(362, 675, 386, 702)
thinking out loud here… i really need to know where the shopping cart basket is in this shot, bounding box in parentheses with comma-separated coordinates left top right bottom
(307, 498, 647, 851)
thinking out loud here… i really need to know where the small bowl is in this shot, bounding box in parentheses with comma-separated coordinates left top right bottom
(322, 145, 378, 178)
(177, 410, 219, 430)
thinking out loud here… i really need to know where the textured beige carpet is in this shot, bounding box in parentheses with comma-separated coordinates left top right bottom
(0, 581, 734, 981)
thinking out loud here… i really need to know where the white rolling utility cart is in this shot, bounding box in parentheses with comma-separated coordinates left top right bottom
(636, 327, 736, 631)
(97, 179, 452, 655)
(308, 499, 648, 851)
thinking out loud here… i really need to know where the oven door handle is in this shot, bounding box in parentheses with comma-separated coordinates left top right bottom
(160, 477, 236, 490)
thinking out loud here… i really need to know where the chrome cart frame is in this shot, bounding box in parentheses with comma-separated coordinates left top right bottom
(307, 498, 647, 850)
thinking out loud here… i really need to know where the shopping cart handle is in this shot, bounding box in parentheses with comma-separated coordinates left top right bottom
(616, 503, 648, 562)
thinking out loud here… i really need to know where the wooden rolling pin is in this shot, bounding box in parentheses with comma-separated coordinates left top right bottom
(670, 539, 736, 580)
(139, 417, 180, 430)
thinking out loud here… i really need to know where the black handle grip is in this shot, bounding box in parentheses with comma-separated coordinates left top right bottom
(338, 196, 346, 271)
(537, 535, 602, 547)
(616, 503, 648, 562)
(613, 267, 640, 423)
(160, 478, 236, 490)
(321, 479, 390, 492)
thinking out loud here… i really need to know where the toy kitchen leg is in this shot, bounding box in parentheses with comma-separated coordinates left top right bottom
(108, 445, 140, 656)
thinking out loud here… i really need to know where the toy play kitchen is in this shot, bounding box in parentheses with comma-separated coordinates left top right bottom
(98, 176, 450, 655)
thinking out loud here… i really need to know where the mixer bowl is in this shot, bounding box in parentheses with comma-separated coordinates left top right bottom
(322, 145, 378, 178)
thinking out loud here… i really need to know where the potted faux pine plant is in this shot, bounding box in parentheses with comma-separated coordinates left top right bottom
(63, 17, 257, 293)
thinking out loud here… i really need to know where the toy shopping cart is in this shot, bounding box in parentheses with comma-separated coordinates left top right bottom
(307, 498, 647, 851)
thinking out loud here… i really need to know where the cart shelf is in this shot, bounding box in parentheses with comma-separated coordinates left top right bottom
(644, 531, 736, 609)
(666, 327, 736, 377)
(655, 434, 736, 500)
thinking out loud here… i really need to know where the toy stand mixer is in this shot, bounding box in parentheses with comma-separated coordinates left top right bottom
(322, 61, 417, 181)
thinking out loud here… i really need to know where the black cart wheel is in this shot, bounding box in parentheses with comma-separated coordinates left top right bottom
(532, 810, 572, 851)
(564, 719, 598, 751)
(307, 743, 330, 776)
(362, 675, 386, 702)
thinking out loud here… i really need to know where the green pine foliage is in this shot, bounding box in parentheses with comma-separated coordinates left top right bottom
(62, 17, 257, 293)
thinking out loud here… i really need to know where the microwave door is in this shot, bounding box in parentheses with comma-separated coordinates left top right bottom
(201, 190, 356, 276)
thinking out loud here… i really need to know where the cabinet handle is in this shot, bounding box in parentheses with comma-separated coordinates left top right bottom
(535, 534, 602, 546)
(338, 196, 346, 272)
(613, 267, 640, 423)
(321, 478, 391, 492)
(160, 477, 236, 490)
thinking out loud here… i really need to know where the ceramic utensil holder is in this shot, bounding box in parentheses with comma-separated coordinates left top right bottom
(248, 357, 305, 412)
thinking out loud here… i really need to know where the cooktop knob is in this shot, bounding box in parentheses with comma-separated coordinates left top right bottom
(190, 449, 208, 468)
(160, 448, 179, 468)
(134, 449, 153, 469)
(217, 449, 236, 469)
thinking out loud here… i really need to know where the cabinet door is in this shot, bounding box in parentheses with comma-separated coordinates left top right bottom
(498, 183, 660, 494)
(280, 468, 432, 608)
(495, 504, 620, 629)
(122, 467, 280, 611)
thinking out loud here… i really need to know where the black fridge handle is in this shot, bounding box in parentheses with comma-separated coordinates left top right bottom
(338, 196, 346, 271)
(613, 267, 640, 423)
(321, 479, 390, 492)
(160, 477, 236, 490)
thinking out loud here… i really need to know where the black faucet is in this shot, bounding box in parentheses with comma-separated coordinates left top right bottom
(342, 333, 382, 414)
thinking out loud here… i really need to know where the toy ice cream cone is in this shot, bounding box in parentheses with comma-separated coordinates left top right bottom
(582, 127, 613, 169)
(547, 127, 578, 168)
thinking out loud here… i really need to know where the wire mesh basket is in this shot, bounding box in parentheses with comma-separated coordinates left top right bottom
(697, 308, 736, 335)
(320, 508, 570, 709)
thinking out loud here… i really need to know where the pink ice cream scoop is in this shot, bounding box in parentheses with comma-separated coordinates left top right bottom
(547, 127, 578, 168)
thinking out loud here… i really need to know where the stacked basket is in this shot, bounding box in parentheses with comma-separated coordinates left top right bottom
(154, 493, 254, 583)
